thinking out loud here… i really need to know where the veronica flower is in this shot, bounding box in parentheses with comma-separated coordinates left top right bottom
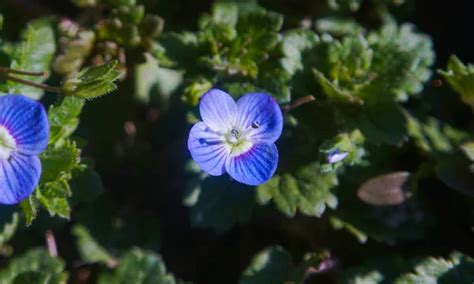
(0, 95, 49, 205)
(326, 148, 348, 164)
(188, 89, 283, 186)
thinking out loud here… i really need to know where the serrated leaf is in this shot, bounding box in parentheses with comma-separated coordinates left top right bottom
(98, 248, 176, 284)
(48, 96, 85, 146)
(0, 248, 68, 283)
(8, 19, 56, 99)
(307, 23, 433, 105)
(394, 252, 474, 284)
(72, 224, 116, 266)
(439, 55, 474, 109)
(63, 61, 121, 99)
(40, 141, 81, 182)
(257, 163, 338, 218)
(184, 175, 256, 233)
(280, 29, 319, 76)
(20, 196, 38, 226)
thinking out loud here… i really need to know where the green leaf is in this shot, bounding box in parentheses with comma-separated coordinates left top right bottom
(20, 196, 39, 226)
(0, 207, 18, 247)
(0, 248, 68, 283)
(240, 246, 292, 284)
(63, 60, 121, 99)
(184, 174, 256, 233)
(328, 0, 362, 12)
(41, 141, 81, 182)
(393, 252, 474, 284)
(257, 163, 338, 218)
(439, 55, 474, 109)
(8, 19, 56, 99)
(307, 23, 433, 105)
(72, 224, 116, 266)
(355, 103, 407, 146)
(134, 55, 183, 105)
(98, 249, 176, 284)
(280, 29, 319, 77)
(48, 96, 85, 146)
(341, 252, 474, 284)
(240, 246, 329, 284)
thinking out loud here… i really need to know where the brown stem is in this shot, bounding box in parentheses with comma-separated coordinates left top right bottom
(282, 95, 316, 113)
(4, 74, 63, 94)
(0, 67, 48, 77)
(45, 230, 58, 257)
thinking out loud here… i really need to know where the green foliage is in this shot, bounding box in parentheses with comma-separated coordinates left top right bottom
(63, 60, 122, 99)
(161, 2, 292, 103)
(257, 163, 338, 218)
(98, 249, 176, 284)
(0, 208, 18, 247)
(241, 246, 329, 284)
(21, 97, 86, 224)
(439, 55, 474, 109)
(341, 252, 474, 284)
(72, 224, 116, 266)
(307, 23, 433, 105)
(0, 249, 68, 283)
(1, 1, 474, 283)
(184, 173, 257, 233)
(240, 246, 292, 284)
(6, 19, 56, 99)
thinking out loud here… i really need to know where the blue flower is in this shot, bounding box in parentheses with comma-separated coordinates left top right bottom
(326, 148, 348, 164)
(0, 95, 49, 205)
(188, 89, 283, 186)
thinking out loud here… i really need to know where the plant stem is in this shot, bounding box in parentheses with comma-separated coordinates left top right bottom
(0, 67, 48, 77)
(4, 74, 63, 94)
(283, 95, 316, 113)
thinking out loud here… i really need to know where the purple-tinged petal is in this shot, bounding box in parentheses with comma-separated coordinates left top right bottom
(188, 122, 230, 176)
(236, 93, 283, 143)
(0, 95, 49, 155)
(199, 89, 237, 131)
(0, 154, 41, 205)
(225, 142, 278, 186)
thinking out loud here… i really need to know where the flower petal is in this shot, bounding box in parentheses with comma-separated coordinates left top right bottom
(0, 154, 41, 205)
(199, 89, 237, 131)
(236, 93, 283, 143)
(225, 143, 278, 186)
(0, 95, 49, 155)
(188, 122, 230, 176)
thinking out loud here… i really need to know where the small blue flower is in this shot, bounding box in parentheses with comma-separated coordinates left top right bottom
(326, 148, 349, 164)
(188, 89, 283, 186)
(0, 95, 49, 205)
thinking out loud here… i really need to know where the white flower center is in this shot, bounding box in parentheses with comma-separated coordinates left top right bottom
(0, 125, 17, 160)
(222, 121, 261, 156)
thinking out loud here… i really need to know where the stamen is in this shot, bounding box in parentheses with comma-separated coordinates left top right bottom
(251, 120, 260, 129)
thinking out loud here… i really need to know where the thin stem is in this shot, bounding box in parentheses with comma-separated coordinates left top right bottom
(4, 74, 63, 94)
(282, 95, 316, 113)
(0, 67, 48, 77)
(45, 230, 58, 257)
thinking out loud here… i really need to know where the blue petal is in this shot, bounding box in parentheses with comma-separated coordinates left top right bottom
(188, 122, 229, 176)
(199, 89, 237, 131)
(0, 154, 41, 205)
(0, 95, 49, 155)
(236, 93, 283, 143)
(225, 143, 278, 186)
